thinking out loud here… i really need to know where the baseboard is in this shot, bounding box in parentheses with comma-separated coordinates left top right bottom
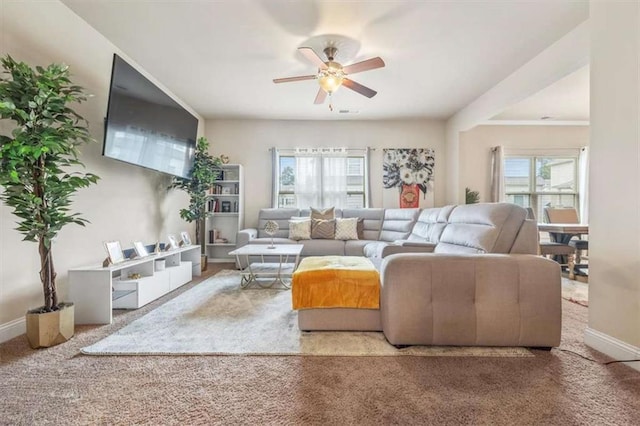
(0, 317, 26, 344)
(584, 327, 640, 372)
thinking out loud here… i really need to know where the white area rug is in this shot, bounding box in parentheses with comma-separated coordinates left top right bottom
(82, 270, 533, 357)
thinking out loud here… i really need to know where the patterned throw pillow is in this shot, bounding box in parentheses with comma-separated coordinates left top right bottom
(289, 219, 311, 240)
(310, 207, 335, 220)
(335, 217, 359, 240)
(311, 218, 336, 239)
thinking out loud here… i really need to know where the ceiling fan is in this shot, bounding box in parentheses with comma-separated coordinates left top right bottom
(273, 46, 385, 108)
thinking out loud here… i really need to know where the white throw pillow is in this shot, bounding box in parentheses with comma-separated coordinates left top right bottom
(289, 219, 311, 240)
(334, 217, 359, 240)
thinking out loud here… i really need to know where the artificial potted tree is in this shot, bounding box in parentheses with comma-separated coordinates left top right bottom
(0, 55, 99, 348)
(170, 136, 221, 271)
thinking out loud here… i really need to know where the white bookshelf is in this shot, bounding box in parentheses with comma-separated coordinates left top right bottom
(206, 164, 244, 262)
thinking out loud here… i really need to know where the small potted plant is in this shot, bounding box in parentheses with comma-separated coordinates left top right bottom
(0, 55, 99, 348)
(465, 187, 480, 204)
(170, 136, 221, 270)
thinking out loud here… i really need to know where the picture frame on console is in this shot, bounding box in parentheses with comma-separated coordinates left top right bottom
(104, 241, 125, 264)
(180, 231, 192, 246)
(167, 235, 179, 250)
(133, 241, 149, 258)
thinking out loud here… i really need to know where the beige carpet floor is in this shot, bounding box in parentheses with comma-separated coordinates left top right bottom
(82, 270, 531, 357)
(1, 265, 639, 425)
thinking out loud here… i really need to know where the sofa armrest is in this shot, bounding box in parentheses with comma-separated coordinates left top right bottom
(236, 228, 258, 249)
(380, 241, 436, 257)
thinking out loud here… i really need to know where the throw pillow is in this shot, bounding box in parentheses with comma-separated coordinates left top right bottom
(289, 219, 311, 240)
(310, 207, 335, 220)
(311, 218, 336, 239)
(335, 217, 359, 240)
(356, 217, 365, 239)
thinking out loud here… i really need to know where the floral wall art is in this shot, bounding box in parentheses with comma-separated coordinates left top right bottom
(382, 148, 435, 208)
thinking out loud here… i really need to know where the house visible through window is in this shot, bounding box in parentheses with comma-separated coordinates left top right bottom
(274, 148, 369, 209)
(504, 155, 578, 220)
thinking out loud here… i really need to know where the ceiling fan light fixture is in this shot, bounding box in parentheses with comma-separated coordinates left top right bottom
(317, 64, 344, 93)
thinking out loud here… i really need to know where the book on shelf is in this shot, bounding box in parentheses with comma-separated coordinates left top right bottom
(207, 198, 219, 213)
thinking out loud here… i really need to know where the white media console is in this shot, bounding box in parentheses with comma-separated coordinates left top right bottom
(69, 245, 201, 324)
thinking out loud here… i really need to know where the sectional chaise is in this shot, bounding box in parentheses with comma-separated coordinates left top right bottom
(236, 203, 561, 348)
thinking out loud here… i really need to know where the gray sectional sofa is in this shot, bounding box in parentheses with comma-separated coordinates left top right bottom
(236, 203, 561, 348)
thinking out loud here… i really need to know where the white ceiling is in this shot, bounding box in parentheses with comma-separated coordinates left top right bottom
(491, 65, 589, 122)
(62, 0, 589, 121)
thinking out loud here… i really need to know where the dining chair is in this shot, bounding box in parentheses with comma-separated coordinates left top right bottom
(543, 207, 588, 264)
(528, 207, 577, 279)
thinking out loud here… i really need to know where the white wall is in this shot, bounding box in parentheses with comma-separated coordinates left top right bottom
(0, 1, 200, 340)
(585, 0, 640, 359)
(445, 21, 589, 204)
(205, 119, 445, 228)
(459, 125, 589, 203)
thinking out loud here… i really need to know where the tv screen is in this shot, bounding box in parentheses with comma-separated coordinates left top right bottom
(103, 54, 197, 178)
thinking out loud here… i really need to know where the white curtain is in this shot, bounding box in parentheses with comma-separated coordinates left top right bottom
(295, 156, 322, 208)
(490, 146, 505, 202)
(321, 156, 348, 208)
(578, 146, 589, 224)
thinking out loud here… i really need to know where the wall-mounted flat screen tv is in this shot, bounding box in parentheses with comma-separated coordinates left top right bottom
(103, 54, 197, 178)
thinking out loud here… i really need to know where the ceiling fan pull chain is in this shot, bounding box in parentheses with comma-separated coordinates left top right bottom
(328, 93, 333, 112)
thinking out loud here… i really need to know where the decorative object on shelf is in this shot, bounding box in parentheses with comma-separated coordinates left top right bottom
(221, 201, 231, 212)
(154, 259, 166, 271)
(220, 154, 230, 164)
(169, 136, 222, 271)
(382, 148, 435, 209)
(264, 220, 280, 249)
(104, 241, 125, 265)
(128, 273, 142, 280)
(465, 187, 480, 204)
(133, 241, 149, 258)
(167, 235, 179, 250)
(0, 55, 100, 348)
(180, 231, 192, 246)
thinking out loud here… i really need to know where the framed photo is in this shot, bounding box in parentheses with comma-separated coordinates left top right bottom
(167, 234, 179, 250)
(180, 231, 192, 246)
(221, 201, 231, 212)
(133, 241, 149, 258)
(104, 241, 125, 264)
(221, 186, 231, 195)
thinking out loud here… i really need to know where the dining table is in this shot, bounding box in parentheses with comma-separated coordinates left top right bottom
(537, 223, 589, 276)
(537, 223, 589, 244)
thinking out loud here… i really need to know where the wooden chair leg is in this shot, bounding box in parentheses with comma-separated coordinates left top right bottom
(568, 254, 576, 280)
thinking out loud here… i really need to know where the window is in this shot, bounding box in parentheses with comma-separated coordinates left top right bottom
(274, 148, 369, 209)
(504, 155, 578, 220)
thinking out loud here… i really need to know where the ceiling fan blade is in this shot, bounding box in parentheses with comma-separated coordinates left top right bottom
(273, 75, 316, 84)
(298, 47, 328, 70)
(314, 88, 327, 104)
(342, 78, 377, 98)
(343, 57, 385, 75)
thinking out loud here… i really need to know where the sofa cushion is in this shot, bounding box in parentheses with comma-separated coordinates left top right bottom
(342, 208, 383, 240)
(363, 241, 388, 258)
(301, 239, 345, 256)
(435, 203, 527, 254)
(258, 208, 300, 238)
(334, 218, 359, 240)
(407, 206, 455, 244)
(345, 239, 377, 256)
(379, 208, 421, 242)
